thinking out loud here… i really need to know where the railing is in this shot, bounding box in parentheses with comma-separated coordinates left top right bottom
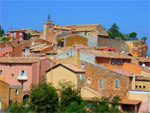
(17, 75, 28, 81)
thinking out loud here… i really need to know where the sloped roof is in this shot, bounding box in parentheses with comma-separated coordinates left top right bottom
(0, 57, 46, 64)
(110, 68, 143, 77)
(120, 99, 141, 105)
(46, 63, 85, 73)
(81, 49, 131, 59)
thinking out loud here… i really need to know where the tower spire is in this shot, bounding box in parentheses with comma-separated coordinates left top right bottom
(47, 14, 51, 21)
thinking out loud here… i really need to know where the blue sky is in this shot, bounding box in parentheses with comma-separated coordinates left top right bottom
(0, 0, 150, 55)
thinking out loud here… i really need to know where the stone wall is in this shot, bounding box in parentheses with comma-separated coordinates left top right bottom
(97, 37, 129, 53)
(84, 62, 130, 98)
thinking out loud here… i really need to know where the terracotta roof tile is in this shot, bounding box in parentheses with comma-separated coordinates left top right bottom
(120, 99, 141, 105)
(62, 63, 85, 73)
(110, 68, 143, 77)
(0, 57, 46, 63)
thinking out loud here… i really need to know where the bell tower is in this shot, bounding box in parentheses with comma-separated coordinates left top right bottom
(41, 14, 55, 42)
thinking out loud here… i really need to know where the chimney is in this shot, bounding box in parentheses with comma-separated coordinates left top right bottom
(77, 48, 80, 68)
(10, 28, 12, 31)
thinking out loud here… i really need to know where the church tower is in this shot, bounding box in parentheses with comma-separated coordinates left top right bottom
(41, 14, 55, 42)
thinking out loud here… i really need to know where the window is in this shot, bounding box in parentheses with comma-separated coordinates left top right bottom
(19, 32, 22, 36)
(139, 86, 141, 88)
(10, 33, 12, 37)
(11, 74, 14, 77)
(143, 86, 145, 88)
(13, 32, 16, 37)
(15, 89, 19, 96)
(120, 60, 123, 64)
(115, 79, 120, 88)
(19, 38, 22, 40)
(80, 74, 82, 80)
(87, 78, 92, 84)
(117, 60, 119, 64)
(0, 70, 2, 76)
(81, 63, 85, 68)
(111, 59, 114, 64)
(50, 54, 54, 59)
(99, 79, 103, 89)
(20, 70, 26, 76)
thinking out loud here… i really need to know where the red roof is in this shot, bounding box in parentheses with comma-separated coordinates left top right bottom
(120, 99, 141, 105)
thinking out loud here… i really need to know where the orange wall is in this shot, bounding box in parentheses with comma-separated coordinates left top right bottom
(65, 35, 88, 47)
(122, 62, 141, 75)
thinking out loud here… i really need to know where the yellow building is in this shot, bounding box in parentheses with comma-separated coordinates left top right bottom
(125, 40, 148, 57)
(46, 63, 86, 89)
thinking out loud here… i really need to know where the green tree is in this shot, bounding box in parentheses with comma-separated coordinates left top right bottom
(0, 25, 5, 37)
(129, 32, 137, 40)
(8, 101, 25, 113)
(90, 96, 122, 113)
(58, 81, 85, 112)
(0, 37, 10, 41)
(141, 36, 147, 41)
(29, 81, 58, 113)
(65, 101, 86, 113)
(122, 33, 130, 40)
(108, 23, 123, 39)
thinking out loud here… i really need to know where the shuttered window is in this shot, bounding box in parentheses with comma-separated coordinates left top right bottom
(115, 79, 120, 88)
(80, 74, 82, 80)
(99, 79, 103, 89)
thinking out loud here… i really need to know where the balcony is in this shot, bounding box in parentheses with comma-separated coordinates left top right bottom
(17, 75, 28, 81)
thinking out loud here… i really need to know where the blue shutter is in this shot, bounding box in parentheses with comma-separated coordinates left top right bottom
(100, 79, 103, 88)
(24, 71, 27, 76)
(111, 59, 114, 64)
(117, 60, 119, 64)
(80, 74, 82, 80)
(118, 80, 120, 88)
(116, 80, 120, 88)
(19, 71, 22, 76)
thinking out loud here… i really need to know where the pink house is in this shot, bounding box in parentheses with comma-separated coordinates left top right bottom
(0, 57, 53, 99)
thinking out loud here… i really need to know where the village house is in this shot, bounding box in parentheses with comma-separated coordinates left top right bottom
(0, 80, 22, 110)
(64, 24, 108, 38)
(46, 63, 86, 89)
(7, 28, 33, 40)
(0, 57, 53, 100)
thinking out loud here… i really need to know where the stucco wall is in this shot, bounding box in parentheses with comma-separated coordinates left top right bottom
(141, 71, 150, 77)
(0, 81, 9, 110)
(46, 66, 78, 88)
(0, 63, 33, 91)
(122, 62, 141, 75)
(128, 91, 150, 113)
(46, 65, 85, 89)
(79, 34, 97, 47)
(10, 88, 22, 103)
